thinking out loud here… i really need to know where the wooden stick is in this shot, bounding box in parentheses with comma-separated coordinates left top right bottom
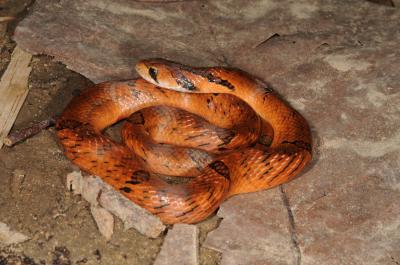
(3, 116, 57, 147)
(0, 46, 32, 149)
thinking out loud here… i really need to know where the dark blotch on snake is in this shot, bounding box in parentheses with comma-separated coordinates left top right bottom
(206, 73, 235, 90)
(209, 160, 230, 179)
(120, 187, 132, 193)
(176, 74, 197, 91)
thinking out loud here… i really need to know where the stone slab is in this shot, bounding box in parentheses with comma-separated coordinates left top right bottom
(204, 188, 296, 265)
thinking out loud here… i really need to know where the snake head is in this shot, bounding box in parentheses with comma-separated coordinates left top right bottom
(135, 58, 191, 92)
(136, 58, 233, 94)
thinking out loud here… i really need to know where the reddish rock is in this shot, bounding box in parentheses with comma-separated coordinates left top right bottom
(15, 0, 400, 263)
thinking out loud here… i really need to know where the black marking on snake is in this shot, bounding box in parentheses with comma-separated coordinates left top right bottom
(289, 154, 305, 175)
(148, 67, 158, 83)
(120, 187, 132, 193)
(154, 203, 170, 209)
(205, 188, 214, 201)
(282, 140, 312, 152)
(126, 179, 141, 185)
(262, 168, 272, 176)
(188, 200, 197, 206)
(197, 143, 210, 147)
(206, 73, 235, 90)
(261, 154, 272, 164)
(184, 133, 206, 141)
(176, 73, 197, 91)
(175, 205, 199, 218)
(263, 87, 273, 93)
(209, 160, 230, 179)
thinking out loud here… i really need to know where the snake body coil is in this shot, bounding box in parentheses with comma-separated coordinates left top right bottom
(56, 59, 312, 224)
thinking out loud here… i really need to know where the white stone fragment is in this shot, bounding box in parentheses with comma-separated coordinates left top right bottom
(98, 182, 165, 238)
(66, 171, 166, 238)
(90, 205, 114, 241)
(66, 171, 83, 194)
(0, 222, 29, 246)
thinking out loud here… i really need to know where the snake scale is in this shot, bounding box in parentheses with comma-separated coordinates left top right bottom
(56, 59, 312, 224)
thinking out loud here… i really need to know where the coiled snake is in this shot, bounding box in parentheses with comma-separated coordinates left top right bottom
(56, 59, 312, 224)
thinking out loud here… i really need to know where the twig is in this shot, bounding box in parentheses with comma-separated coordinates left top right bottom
(3, 116, 57, 147)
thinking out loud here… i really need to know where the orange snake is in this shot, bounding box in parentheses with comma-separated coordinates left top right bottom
(56, 59, 312, 224)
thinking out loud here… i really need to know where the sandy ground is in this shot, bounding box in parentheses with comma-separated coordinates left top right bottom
(0, 1, 220, 264)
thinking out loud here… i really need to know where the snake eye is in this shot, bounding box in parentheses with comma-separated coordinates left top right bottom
(148, 67, 158, 83)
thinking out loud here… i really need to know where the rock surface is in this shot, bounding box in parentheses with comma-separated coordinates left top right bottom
(154, 224, 199, 265)
(14, 1, 400, 264)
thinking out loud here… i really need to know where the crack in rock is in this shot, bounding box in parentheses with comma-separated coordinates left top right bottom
(280, 185, 302, 265)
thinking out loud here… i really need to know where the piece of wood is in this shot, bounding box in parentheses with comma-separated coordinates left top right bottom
(3, 116, 56, 147)
(0, 46, 32, 149)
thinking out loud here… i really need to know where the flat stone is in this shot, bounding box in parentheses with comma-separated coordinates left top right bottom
(0, 222, 29, 246)
(154, 224, 199, 265)
(204, 189, 296, 265)
(15, 1, 400, 263)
